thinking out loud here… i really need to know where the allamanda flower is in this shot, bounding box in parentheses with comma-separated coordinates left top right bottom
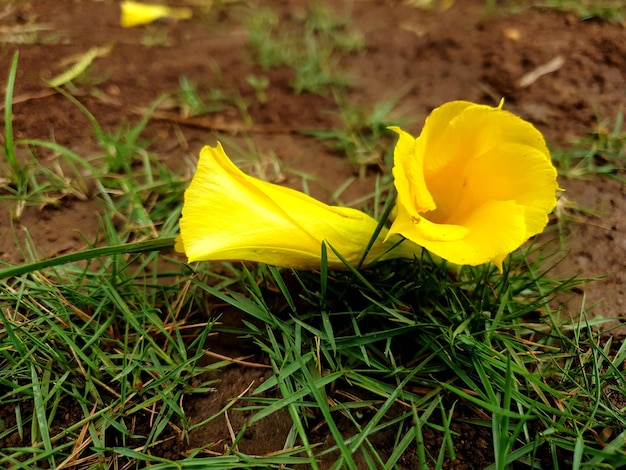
(176, 143, 422, 270)
(387, 100, 559, 269)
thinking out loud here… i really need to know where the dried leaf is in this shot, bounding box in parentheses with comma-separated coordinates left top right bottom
(47, 45, 113, 88)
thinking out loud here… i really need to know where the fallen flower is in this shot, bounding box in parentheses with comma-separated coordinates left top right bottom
(387, 100, 559, 269)
(176, 143, 422, 270)
(120, 1, 192, 28)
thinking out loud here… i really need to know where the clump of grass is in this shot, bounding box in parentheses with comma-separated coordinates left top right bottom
(1, 53, 96, 218)
(0, 250, 223, 469)
(163, 65, 254, 125)
(490, 0, 626, 22)
(309, 92, 411, 177)
(177, 75, 229, 117)
(245, 3, 365, 95)
(547, 111, 625, 246)
(46, 89, 189, 240)
(1, 66, 219, 465)
(246, 74, 270, 104)
(542, 0, 626, 22)
(188, 240, 623, 469)
(552, 111, 626, 180)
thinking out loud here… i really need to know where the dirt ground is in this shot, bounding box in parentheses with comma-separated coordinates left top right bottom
(1, 0, 625, 467)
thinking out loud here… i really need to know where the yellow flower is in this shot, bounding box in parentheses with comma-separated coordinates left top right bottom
(176, 143, 422, 270)
(120, 1, 192, 28)
(387, 101, 559, 269)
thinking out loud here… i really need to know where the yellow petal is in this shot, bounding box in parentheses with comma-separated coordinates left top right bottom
(420, 102, 550, 175)
(388, 208, 468, 243)
(388, 126, 436, 215)
(178, 143, 422, 270)
(402, 200, 527, 267)
(120, 1, 192, 28)
(415, 101, 475, 176)
(450, 143, 558, 238)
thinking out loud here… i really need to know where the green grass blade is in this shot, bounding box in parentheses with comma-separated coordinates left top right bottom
(0, 237, 177, 279)
(3, 52, 22, 187)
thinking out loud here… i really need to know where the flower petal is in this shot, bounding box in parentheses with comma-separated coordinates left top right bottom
(449, 142, 558, 238)
(420, 102, 550, 178)
(388, 205, 468, 243)
(388, 126, 436, 216)
(414, 200, 527, 267)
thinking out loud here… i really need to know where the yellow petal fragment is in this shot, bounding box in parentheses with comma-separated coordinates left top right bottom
(120, 1, 192, 28)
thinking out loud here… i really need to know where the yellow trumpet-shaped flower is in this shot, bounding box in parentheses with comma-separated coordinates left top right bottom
(120, 1, 192, 28)
(176, 143, 422, 270)
(387, 101, 559, 269)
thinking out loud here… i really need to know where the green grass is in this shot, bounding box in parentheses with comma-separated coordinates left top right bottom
(246, 74, 270, 104)
(2, 222, 625, 468)
(164, 64, 253, 126)
(541, 0, 626, 22)
(552, 111, 626, 181)
(550, 111, 625, 244)
(308, 91, 412, 177)
(2, 53, 24, 191)
(176, 75, 229, 118)
(489, 0, 626, 22)
(0, 251, 224, 469)
(244, 2, 364, 95)
(1, 53, 96, 219)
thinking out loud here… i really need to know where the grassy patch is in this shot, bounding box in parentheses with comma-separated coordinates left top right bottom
(1, 53, 94, 218)
(308, 91, 412, 177)
(2, 226, 625, 467)
(0, 251, 222, 469)
(245, 3, 365, 95)
(552, 111, 626, 180)
(541, 0, 626, 22)
(492, 0, 626, 22)
(171, 74, 230, 118)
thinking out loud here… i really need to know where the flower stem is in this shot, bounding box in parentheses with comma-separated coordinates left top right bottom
(0, 237, 177, 280)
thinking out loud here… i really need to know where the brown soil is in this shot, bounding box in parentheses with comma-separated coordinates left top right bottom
(1, 0, 625, 468)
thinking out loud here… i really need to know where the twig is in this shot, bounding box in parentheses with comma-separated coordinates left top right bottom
(203, 350, 272, 369)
